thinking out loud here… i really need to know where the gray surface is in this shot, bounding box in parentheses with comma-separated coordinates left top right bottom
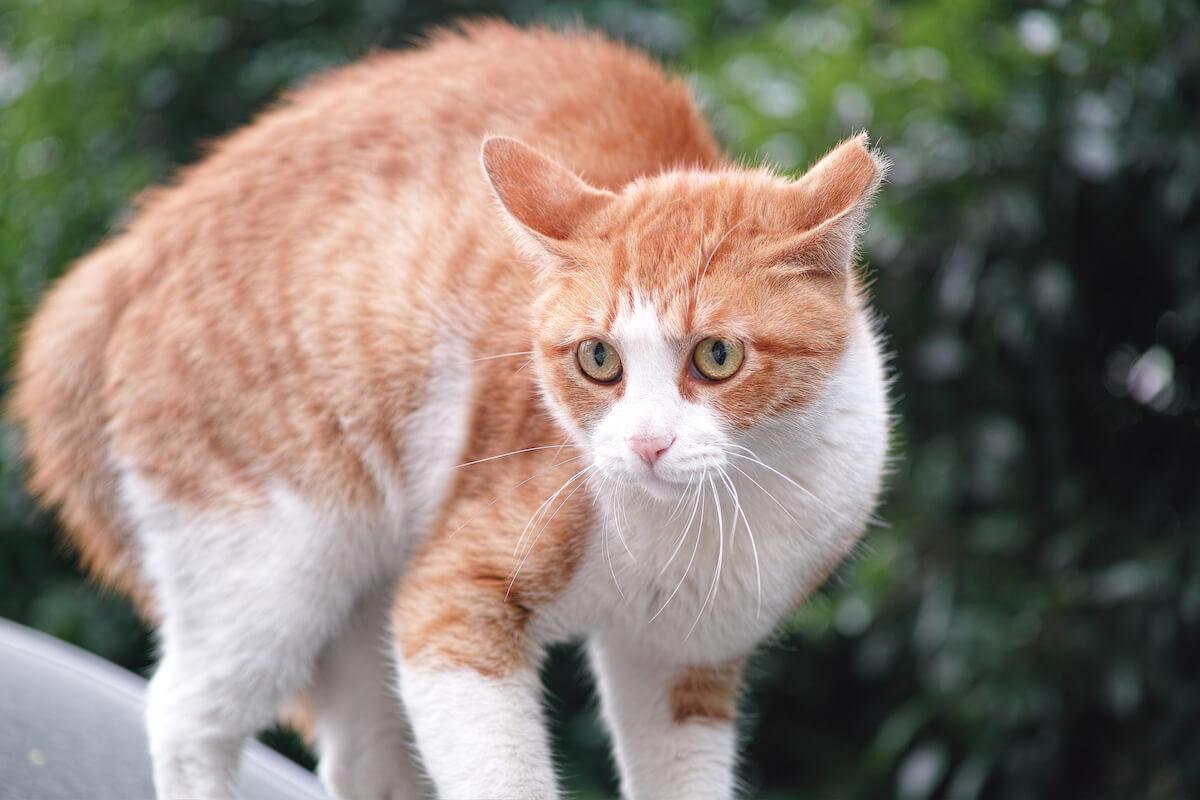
(0, 617, 326, 799)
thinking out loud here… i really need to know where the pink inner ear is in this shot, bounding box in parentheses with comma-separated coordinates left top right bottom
(481, 137, 615, 242)
(786, 135, 884, 233)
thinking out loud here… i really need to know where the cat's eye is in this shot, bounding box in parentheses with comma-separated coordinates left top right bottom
(692, 337, 744, 381)
(576, 338, 623, 383)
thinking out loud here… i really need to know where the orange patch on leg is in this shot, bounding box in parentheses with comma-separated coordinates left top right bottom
(669, 660, 744, 724)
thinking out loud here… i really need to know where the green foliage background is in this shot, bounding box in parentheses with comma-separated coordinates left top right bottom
(2, 1, 1198, 798)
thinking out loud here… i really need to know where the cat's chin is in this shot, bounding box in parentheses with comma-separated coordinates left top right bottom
(593, 469, 686, 503)
(630, 471, 694, 502)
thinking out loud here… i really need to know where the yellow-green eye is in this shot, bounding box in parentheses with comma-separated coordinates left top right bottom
(692, 337, 744, 381)
(577, 338, 623, 383)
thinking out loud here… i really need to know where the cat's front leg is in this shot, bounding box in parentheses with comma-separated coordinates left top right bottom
(392, 560, 559, 800)
(590, 634, 744, 800)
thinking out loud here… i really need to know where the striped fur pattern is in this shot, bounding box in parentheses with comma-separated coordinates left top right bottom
(11, 21, 891, 800)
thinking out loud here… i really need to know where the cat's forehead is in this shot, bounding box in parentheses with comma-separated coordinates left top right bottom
(540, 165, 856, 342)
(550, 263, 751, 346)
(609, 170, 787, 234)
(605, 289, 750, 344)
(592, 171, 787, 280)
(558, 172, 781, 315)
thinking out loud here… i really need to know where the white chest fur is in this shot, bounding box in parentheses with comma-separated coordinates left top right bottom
(536, 318, 890, 664)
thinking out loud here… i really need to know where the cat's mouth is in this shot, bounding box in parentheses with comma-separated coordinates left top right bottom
(604, 467, 697, 502)
(592, 449, 728, 501)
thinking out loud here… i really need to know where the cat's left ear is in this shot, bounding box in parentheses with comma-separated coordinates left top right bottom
(767, 132, 889, 274)
(481, 137, 616, 271)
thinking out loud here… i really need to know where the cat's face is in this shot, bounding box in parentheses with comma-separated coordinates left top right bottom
(483, 136, 885, 500)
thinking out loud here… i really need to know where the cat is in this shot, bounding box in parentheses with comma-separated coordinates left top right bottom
(11, 20, 890, 800)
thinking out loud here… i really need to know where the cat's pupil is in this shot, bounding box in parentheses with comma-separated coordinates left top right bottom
(593, 342, 607, 367)
(711, 340, 727, 365)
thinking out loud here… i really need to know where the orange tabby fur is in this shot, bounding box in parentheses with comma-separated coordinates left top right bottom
(12, 21, 887, 792)
(669, 661, 744, 724)
(13, 21, 718, 616)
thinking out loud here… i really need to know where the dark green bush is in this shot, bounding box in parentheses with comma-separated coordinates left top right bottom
(2, 1, 1196, 797)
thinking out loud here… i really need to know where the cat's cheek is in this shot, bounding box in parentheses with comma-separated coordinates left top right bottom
(543, 370, 619, 434)
(711, 367, 782, 430)
(708, 353, 842, 429)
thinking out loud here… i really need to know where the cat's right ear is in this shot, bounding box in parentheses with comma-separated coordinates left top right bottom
(481, 137, 615, 271)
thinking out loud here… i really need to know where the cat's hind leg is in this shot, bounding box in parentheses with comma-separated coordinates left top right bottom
(128, 478, 381, 800)
(309, 587, 430, 800)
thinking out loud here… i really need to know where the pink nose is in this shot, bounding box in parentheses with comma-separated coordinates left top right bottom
(629, 435, 674, 467)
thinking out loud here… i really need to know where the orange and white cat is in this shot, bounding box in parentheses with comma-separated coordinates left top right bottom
(12, 21, 890, 800)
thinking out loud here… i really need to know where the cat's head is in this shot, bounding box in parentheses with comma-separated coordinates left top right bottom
(482, 134, 886, 500)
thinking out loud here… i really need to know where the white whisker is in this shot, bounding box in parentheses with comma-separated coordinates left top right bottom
(650, 472, 706, 622)
(447, 453, 584, 538)
(454, 443, 578, 469)
(612, 484, 636, 563)
(658, 479, 704, 577)
(507, 466, 594, 598)
(600, 481, 625, 599)
(592, 475, 609, 508)
(719, 467, 761, 621)
(686, 476, 726, 640)
(472, 350, 533, 362)
(728, 445, 847, 522)
(695, 216, 749, 305)
(727, 462, 810, 537)
(511, 464, 592, 558)
(664, 476, 696, 525)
